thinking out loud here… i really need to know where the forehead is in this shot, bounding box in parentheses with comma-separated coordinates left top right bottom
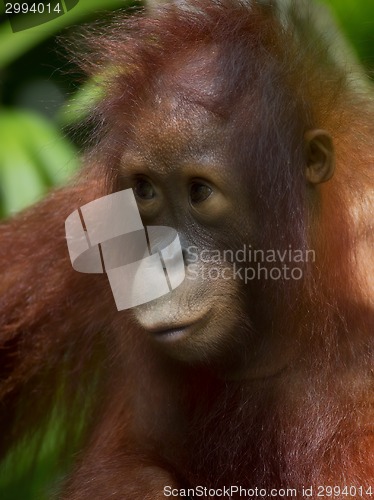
(120, 46, 238, 177)
(125, 79, 227, 172)
(133, 93, 221, 147)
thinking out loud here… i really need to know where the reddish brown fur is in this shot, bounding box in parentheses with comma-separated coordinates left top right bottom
(0, 1, 373, 498)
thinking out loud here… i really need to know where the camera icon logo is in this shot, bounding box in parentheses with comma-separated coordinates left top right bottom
(65, 189, 185, 311)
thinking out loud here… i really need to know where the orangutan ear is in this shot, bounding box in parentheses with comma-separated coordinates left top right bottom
(304, 129, 335, 184)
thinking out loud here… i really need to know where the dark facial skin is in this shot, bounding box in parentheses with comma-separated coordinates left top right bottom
(119, 58, 335, 380)
(121, 91, 252, 373)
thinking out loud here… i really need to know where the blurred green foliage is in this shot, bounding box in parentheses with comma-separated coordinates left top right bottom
(0, 110, 77, 216)
(322, 0, 374, 68)
(0, 0, 372, 498)
(0, 419, 66, 500)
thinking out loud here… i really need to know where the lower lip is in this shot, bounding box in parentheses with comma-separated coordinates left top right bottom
(145, 312, 210, 341)
(151, 326, 190, 340)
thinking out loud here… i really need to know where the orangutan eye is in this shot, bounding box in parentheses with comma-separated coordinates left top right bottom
(189, 182, 213, 204)
(134, 178, 155, 200)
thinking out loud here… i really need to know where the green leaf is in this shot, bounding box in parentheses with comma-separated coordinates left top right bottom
(0, 110, 79, 216)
